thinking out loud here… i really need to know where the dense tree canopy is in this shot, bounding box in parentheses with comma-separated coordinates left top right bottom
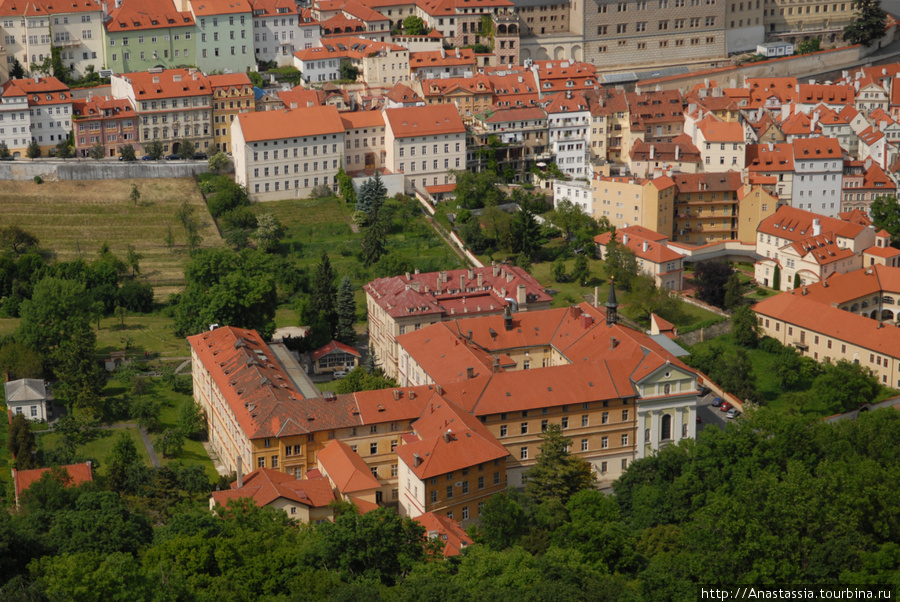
(843, 0, 887, 46)
(691, 260, 734, 308)
(173, 248, 278, 338)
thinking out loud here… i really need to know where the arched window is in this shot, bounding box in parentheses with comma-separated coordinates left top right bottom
(862, 301, 869, 309)
(661, 414, 672, 441)
(883, 296, 895, 305)
(644, 428, 651, 443)
(663, 383, 671, 395)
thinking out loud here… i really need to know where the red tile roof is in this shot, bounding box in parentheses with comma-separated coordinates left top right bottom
(595, 228, 684, 263)
(236, 105, 344, 142)
(416, 512, 472, 556)
(757, 205, 867, 242)
(340, 110, 384, 129)
(14, 463, 93, 502)
(120, 69, 211, 99)
(385, 82, 422, 104)
(252, 0, 301, 17)
(317, 439, 381, 493)
(410, 48, 475, 69)
(629, 135, 701, 164)
(0, 0, 101, 15)
(106, 0, 195, 31)
(191, 0, 252, 16)
(310, 340, 361, 362)
(671, 171, 743, 193)
(792, 136, 842, 159)
(480, 106, 546, 123)
(293, 37, 404, 61)
(385, 104, 465, 138)
(3, 77, 71, 106)
(395, 398, 507, 479)
(188, 327, 362, 439)
(72, 96, 134, 120)
(207, 73, 253, 89)
(747, 143, 795, 172)
(211, 467, 335, 509)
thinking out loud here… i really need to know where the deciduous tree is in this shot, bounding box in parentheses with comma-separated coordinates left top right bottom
(732, 304, 761, 348)
(844, 0, 886, 46)
(8, 413, 38, 469)
(603, 239, 639, 292)
(691, 260, 734, 308)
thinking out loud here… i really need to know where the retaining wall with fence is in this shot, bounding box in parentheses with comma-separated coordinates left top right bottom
(0, 160, 209, 181)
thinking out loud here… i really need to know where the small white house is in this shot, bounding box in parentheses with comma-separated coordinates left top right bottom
(4, 379, 52, 421)
(756, 42, 794, 58)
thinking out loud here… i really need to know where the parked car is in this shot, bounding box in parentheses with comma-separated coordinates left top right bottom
(141, 155, 154, 161)
(332, 370, 347, 379)
(0, 155, 15, 161)
(192, 152, 208, 160)
(712, 397, 723, 407)
(726, 408, 740, 419)
(165, 154, 180, 161)
(720, 401, 732, 412)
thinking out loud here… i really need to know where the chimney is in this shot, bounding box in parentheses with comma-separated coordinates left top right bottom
(594, 286, 599, 308)
(492, 261, 500, 277)
(801, 286, 808, 295)
(409, 390, 416, 400)
(623, 233, 629, 245)
(468, 268, 475, 280)
(466, 366, 474, 379)
(506, 272, 514, 283)
(675, 144, 681, 161)
(477, 272, 483, 287)
(441, 47, 446, 58)
(443, 430, 452, 443)
(517, 284, 526, 305)
(466, 329, 473, 341)
(413, 453, 422, 467)
(392, 390, 400, 400)
(460, 274, 466, 290)
(610, 336, 618, 350)
(580, 313, 594, 329)
(492, 355, 500, 372)
(236, 455, 243, 488)
(812, 218, 821, 236)
(503, 304, 514, 330)
(436, 384, 444, 395)
(649, 145, 656, 160)
(642, 241, 649, 253)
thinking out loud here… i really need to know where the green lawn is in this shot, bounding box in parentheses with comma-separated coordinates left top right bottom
(1, 311, 190, 359)
(689, 334, 900, 417)
(38, 427, 151, 477)
(252, 194, 464, 323)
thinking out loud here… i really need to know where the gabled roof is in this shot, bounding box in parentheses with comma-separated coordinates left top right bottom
(73, 96, 134, 120)
(317, 439, 381, 493)
(416, 512, 473, 556)
(235, 105, 344, 142)
(119, 69, 211, 99)
(595, 228, 685, 264)
(410, 48, 475, 69)
(14, 463, 93, 502)
(0, 0, 101, 16)
(207, 73, 253, 89)
(384, 104, 465, 138)
(796, 83, 855, 106)
(792, 136, 842, 159)
(211, 468, 335, 508)
(746, 142, 794, 172)
(395, 399, 507, 479)
(191, 0, 252, 16)
(785, 234, 855, 265)
(757, 205, 867, 241)
(310, 340, 361, 362)
(671, 171, 743, 193)
(188, 327, 362, 439)
(696, 116, 744, 142)
(106, 0, 195, 32)
(385, 82, 422, 104)
(3, 77, 71, 106)
(340, 110, 384, 129)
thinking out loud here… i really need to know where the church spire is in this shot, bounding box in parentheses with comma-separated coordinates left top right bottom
(605, 277, 618, 326)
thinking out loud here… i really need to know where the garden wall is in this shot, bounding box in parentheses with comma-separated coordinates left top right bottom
(0, 161, 209, 181)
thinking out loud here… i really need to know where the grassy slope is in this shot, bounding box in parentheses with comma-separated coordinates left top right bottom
(0, 178, 223, 297)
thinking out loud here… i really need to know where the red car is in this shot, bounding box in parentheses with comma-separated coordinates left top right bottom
(720, 401, 732, 412)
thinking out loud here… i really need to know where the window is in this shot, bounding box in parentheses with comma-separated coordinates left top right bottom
(500, 425, 507, 436)
(370, 467, 378, 477)
(521, 422, 528, 434)
(561, 417, 568, 429)
(258, 457, 265, 468)
(601, 436, 609, 449)
(431, 490, 437, 503)
(520, 447, 528, 459)
(622, 409, 629, 421)
(370, 442, 378, 455)
(446, 485, 453, 498)
(478, 476, 484, 489)
(494, 471, 500, 484)
(391, 464, 398, 477)
(462, 506, 469, 520)
(582, 415, 589, 427)
(462, 481, 469, 494)
(581, 438, 588, 451)
(264, 438, 271, 448)
(621, 433, 629, 446)
(541, 419, 548, 431)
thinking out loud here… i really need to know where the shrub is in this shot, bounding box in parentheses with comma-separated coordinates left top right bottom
(33, 175, 42, 184)
(758, 336, 784, 354)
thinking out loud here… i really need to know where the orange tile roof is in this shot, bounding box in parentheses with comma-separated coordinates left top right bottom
(671, 171, 743, 194)
(753, 289, 900, 358)
(106, 0, 195, 31)
(746, 77, 799, 108)
(207, 73, 253, 89)
(757, 205, 867, 242)
(786, 234, 855, 266)
(340, 110, 384, 129)
(395, 398, 507, 479)
(416, 512, 473, 556)
(865, 245, 900, 258)
(211, 468, 335, 508)
(340, 0, 387, 21)
(480, 106, 546, 123)
(385, 82, 422, 104)
(72, 96, 134, 120)
(191, 0, 252, 16)
(595, 228, 684, 263)
(235, 105, 344, 142)
(397, 323, 505, 382)
(797, 83, 855, 105)
(294, 37, 405, 61)
(410, 48, 475, 69)
(252, 0, 300, 16)
(188, 327, 362, 439)
(747, 143, 794, 172)
(792, 137, 842, 159)
(629, 135, 701, 163)
(121, 68, 211, 99)
(385, 104, 465, 138)
(310, 340, 361, 362)
(543, 90, 590, 114)
(0, 0, 101, 15)
(3, 77, 71, 106)
(13, 463, 93, 501)
(317, 439, 381, 493)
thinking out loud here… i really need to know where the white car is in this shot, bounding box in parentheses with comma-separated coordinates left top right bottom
(726, 408, 740, 419)
(332, 370, 347, 379)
